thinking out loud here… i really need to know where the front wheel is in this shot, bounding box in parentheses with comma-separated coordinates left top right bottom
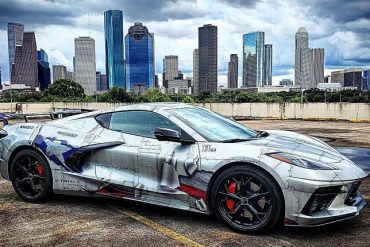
(211, 165, 283, 233)
(10, 149, 53, 202)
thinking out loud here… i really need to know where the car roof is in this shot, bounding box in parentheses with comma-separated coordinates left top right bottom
(50, 103, 197, 123)
(113, 102, 196, 112)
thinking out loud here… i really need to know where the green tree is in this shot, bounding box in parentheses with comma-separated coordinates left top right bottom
(97, 86, 133, 102)
(44, 79, 85, 98)
(182, 95, 196, 103)
(137, 88, 170, 102)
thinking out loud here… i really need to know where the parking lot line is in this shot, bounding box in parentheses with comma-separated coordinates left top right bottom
(109, 205, 204, 247)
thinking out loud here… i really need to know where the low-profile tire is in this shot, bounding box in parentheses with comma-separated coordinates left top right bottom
(10, 149, 53, 203)
(211, 165, 283, 234)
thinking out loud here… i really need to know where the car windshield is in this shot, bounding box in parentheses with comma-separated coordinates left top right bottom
(169, 107, 258, 142)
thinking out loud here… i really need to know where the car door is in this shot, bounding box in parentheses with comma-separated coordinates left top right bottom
(87, 112, 141, 189)
(95, 110, 200, 195)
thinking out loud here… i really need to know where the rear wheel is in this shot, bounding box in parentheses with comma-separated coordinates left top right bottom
(211, 165, 283, 233)
(10, 149, 53, 202)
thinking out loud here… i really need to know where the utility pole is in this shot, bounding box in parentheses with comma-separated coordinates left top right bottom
(10, 83, 13, 112)
(300, 87, 304, 104)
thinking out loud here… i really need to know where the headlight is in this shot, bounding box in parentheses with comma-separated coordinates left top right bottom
(266, 152, 336, 170)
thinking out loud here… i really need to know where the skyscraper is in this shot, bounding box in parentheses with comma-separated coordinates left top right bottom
(74, 37, 96, 95)
(363, 70, 369, 91)
(331, 68, 362, 89)
(193, 49, 199, 94)
(343, 68, 362, 89)
(295, 28, 325, 89)
(198, 24, 218, 93)
(7, 23, 24, 82)
(163, 55, 179, 88)
(295, 27, 313, 89)
(100, 74, 108, 91)
(96, 71, 101, 91)
(125, 22, 154, 93)
(52, 65, 67, 82)
(264, 44, 272, 86)
(0, 66, 2, 84)
(243, 32, 265, 87)
(37, 49, 51, 91)
(309, 48, 324, 87)
(96, 71, 108, 91)
(227, 54, 238, 89)
(11, 32, 38, 88)
(104, 10, 124, 89)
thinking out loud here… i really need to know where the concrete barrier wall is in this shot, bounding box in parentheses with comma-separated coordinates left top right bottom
(7, 102, 370, 121)
(0, 103, 16, 113)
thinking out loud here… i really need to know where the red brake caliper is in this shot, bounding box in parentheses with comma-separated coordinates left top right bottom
(35, 163, 44, 175)
(226, 182, 237, 212)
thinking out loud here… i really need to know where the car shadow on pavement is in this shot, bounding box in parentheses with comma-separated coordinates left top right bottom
(48, 193, 366, 240)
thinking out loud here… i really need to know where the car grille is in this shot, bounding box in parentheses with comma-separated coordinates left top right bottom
(301, 186, 342, 215)
(345, 181, 362, 206)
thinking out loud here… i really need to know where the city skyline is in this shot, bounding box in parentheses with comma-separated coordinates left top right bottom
(0, 0, 369, 87)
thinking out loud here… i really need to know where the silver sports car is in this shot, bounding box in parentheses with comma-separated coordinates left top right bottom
(0, 103, 367, 233)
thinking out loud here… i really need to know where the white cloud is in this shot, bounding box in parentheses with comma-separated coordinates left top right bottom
(1, 0, 369, 86)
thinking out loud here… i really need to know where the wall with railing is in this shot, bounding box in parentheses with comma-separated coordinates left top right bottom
(6, 102, 370, 121)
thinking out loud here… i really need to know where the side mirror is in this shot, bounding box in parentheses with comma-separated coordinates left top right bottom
(154, 128, 182, 142)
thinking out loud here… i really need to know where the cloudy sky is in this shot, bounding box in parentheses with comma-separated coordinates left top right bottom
(0, 0, 369, 86)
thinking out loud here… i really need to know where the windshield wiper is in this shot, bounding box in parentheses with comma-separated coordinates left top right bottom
(220, 138, 253, 143)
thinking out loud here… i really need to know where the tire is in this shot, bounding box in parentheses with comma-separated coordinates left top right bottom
(211, 165, 283, 233)
(10, 149, 53, 202)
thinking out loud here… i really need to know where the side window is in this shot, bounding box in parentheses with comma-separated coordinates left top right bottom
(109, 111, 181, 138)
(95, 113, 112, 128)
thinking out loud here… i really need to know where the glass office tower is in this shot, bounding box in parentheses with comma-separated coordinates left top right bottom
(37, 49, 51, 91)
(264, 44, 272, 86)
(104, 10, 125, 89)
(243, 32, 264, 87)
(363, 70, 369, 91)
(125, 22, 154, 93)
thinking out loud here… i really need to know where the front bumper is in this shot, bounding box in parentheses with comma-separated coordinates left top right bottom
(288, 192, 367, 227)
(284, 176, 368, 227)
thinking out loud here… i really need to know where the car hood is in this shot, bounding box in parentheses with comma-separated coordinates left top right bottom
(248, 130, 363, 169)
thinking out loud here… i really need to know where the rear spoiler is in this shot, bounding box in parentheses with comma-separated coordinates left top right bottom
(0, 109, 84, 125)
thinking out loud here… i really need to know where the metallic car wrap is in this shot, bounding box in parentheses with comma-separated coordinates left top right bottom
(0, 103, 367, 226)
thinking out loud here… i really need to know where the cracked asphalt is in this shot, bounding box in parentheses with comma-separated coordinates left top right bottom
(0, 120, 369, 246)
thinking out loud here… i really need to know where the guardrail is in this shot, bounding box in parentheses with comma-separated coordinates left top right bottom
(3, 102, 370, 121)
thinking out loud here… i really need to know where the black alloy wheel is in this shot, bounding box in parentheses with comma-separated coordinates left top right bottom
(212, 165, 283, 233)
(10, 149, 53, 202)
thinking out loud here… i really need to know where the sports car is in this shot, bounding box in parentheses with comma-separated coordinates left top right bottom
(0, 103, 367, 233)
